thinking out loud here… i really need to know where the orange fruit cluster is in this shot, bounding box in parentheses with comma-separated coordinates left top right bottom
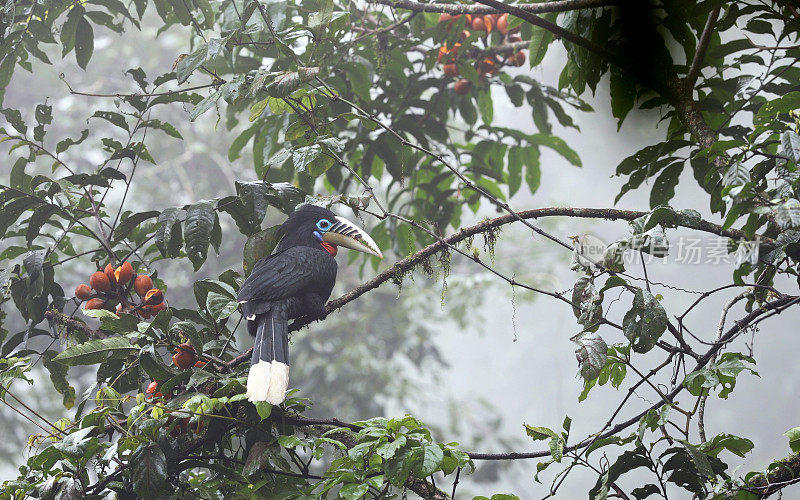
(436, 12, 527, 95)
(75, 261, 167, 319)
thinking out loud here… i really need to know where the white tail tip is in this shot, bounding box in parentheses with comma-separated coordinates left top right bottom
(247, 361, 271, 402)
(266, 362, 289, 405)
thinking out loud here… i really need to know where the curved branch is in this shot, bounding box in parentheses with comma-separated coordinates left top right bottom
(227, 206, 765, 370)
(372, 0, 617, 15)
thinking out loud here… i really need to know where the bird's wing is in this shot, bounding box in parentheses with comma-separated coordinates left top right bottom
(237, 247, 331, 303)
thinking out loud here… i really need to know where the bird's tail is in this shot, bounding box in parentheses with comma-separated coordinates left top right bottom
(246, 311, 289, 404)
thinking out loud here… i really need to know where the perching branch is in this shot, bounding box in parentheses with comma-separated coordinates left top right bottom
(372, 0, 617, 15)
(226, 205, 767, 370)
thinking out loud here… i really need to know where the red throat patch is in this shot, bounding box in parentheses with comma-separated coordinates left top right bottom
(321, 242, 338, 256)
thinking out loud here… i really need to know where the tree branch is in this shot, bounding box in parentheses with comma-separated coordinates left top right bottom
(685, 6, 721, 91)
(372, 0, 617, 15)
(45, 310, 106, 339)
(741, 453, 800, 497)
(228, 206, 766, 367)
(469, 0, 622, 65)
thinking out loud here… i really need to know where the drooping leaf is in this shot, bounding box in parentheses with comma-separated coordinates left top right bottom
(155, 207, 183, 258)
(130, 443, 169, 498)
(622, 289, 667, 353)
(243, 225, 283, 276)
(206, 291, 238, 321)
(574, 332, 607, 380)
(75, 16, 94, 69)
(184, 201, 215, 271)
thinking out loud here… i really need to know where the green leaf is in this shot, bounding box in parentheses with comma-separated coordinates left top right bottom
(277, 435, 303, 448)
(339, 483, 369, 500)
(528, 134, 581, 167)
(345, 61, 371, 101)
(478, 89, 493, 125)
(42, 350, 76, 409)
(243, 225, 283, 276)
(267, 67, 320, 98)
(75, 16, 94, 69)
(756, 91, 800, 122)
(254, 401, 272, 420)
(377, 435, 407, 459)
(91, 111, 129, 132)
(60, 6, 85, 57)
(574, 332, 607, 380)
(56, 129, 89, 153)
(155, 207, 183, 258)
(781, 130, 800, 163)
(722, 161, 750, 187)
(114, 210, 160, 242)
(54, 336, 137, 366)
(590, 447, 652, 499)
(507, 146, 522, 196)
(184, 201, 215, 271)
(786, 427, 800, 453)
(206, 291, 238, 321)
(699, 433, 754, 458)
(414, 444, 444, 477)
(26, 204, 57, 246)
(622, 288, 667, 353)
(649, 163, 683, 208)
(190, 88, 222, 121)
(236, 180, 268, 229)
(308, 0, 333, 28)
(528, 25, 553, 67)
(139, 346, 178, 381)
(385, 448, 413, 486)
(1, 108, 27, 134)
(292, 144, 322, 173)
(52, 426, 97, 457)
(523, 146, 541, 194)
(243, 442, 269, 476)
(610, 68, 635, 129)
(176, 44, 208, 84)
(131, 443, 169, 498)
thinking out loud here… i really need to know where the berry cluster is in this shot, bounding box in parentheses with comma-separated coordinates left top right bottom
(75, 261, 166, 319)
(436, 12, 526, 95)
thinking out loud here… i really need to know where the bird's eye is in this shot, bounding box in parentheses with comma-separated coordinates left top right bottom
(316, 219, 331, 231)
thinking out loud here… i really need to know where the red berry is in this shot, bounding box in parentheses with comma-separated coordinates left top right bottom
(454, 79, 471, 95)
(85, 298, 105, 310)
(144, 288, 164, 305)
(89, 272, 111, 292)
(134, 274, 153, 296)
(115, 261, 134, 286)
(75, 284, 92, 301)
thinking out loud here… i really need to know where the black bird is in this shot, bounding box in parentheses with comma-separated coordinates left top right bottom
(237, 204, 383, 404)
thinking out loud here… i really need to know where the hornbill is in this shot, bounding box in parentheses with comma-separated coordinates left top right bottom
(237, 205, 383, 404)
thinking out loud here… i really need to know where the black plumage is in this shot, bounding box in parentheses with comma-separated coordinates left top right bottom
(237, 205, 340, 404)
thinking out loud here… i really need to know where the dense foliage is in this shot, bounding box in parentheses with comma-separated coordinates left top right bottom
(3, 0, 800, 498)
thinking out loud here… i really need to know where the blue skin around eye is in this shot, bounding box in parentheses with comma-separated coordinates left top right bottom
(316, 219, 331, 231)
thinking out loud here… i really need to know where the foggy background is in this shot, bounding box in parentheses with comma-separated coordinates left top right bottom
(2, 12, 797, 498)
